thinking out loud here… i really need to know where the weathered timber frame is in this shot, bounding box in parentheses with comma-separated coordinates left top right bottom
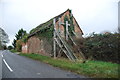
(53, 17, 86, 62)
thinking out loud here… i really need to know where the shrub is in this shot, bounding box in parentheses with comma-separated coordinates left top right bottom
(7, 45, 13, 50)
(82, 32, 119, 63)
(16, 40, 22, 52)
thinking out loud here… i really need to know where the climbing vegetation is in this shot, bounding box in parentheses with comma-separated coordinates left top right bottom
(63, 15, 75, 36)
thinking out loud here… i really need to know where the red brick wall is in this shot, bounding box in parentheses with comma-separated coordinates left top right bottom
(22, 43, 28, 53)
(23, 36, 51, 56)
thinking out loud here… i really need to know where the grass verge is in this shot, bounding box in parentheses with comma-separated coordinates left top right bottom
(10, 49, 18, 53)
(19, 53, 119, 78)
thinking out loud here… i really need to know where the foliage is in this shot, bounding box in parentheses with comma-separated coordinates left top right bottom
(21, 33, 28, 43)
(64, 15, 74, 36)
(35, 27, 53, 54)
(0, 41, 2, 49)
(36, 27, 53, 38)
(15, 28, 26, 40)
(82, 32, 119, 63)
(3, 45, 7, 50)
(10, 49, 17, 53)
(69, 12, 75, 35)
(12, 39, 16, 49)
(7, 45, 13, 50)
(12, 28, 27, 49)
(30, 19, 53, 34)
(30, 28, 35, 34)
(20, 53, 119, 78)
(15, 40, 22, 52)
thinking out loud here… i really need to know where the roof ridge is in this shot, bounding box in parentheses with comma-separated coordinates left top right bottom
(29, 9, 71, 37)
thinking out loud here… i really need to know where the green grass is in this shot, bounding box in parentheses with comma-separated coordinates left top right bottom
(10, 49, 18, 53)
(19, 53, 119, 78)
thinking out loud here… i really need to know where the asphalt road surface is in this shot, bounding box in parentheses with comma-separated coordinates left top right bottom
(0, 50, 86, 78)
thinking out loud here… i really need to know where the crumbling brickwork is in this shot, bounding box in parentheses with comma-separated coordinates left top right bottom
(22, 9, 84, 56)
(22, 36, 52, 56)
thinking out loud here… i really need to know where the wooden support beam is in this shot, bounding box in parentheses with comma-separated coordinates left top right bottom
(54, 38, 72, 60)
(53, 18, 56, 59)
(66, 21, 68, 41)
(57, 49, 62, 58)
(58, 18, 61, 33)
(67, 32, 77, 46)
(66, 21, 70, 41)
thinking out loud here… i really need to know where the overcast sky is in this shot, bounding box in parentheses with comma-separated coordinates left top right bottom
(0, 0, 119, 46)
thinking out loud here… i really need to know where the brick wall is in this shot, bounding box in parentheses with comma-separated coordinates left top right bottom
(22, 43, 28, 53)
(22, 10, 83, 55)
(23, 36, 52, 56)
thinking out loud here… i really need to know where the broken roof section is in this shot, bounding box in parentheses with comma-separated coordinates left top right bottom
(29, 9, 83, 38)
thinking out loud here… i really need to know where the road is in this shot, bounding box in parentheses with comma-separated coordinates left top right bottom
(0, 50, 85, 78)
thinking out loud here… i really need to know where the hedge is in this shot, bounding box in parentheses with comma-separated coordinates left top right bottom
(81, 32, 119, 63)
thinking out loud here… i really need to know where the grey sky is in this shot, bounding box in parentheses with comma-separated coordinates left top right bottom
(118, 1, 120, 28)
(0, 0, 119, 46)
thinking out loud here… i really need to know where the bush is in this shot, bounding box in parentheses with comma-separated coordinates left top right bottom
(10, 49, 17, 53)
(16, 40, 22, 52)
(82, 32, 119, 63)
(8, 45, 13, 50)
(21, 34, 28, 43)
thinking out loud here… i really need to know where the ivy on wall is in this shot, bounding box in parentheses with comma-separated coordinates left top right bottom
(69, 11, 75, 36)
(63, 14, 75, 37)
(36, 27, 53, 38)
